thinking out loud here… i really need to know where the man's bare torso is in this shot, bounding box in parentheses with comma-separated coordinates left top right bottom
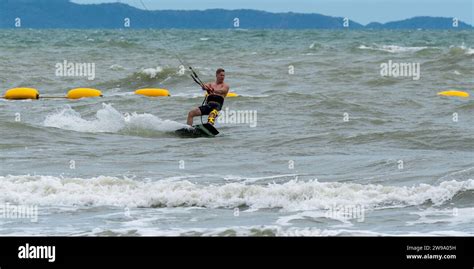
(206, 82, 230, 98)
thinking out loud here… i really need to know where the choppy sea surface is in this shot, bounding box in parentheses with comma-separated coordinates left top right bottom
(0, 29, 473, 236)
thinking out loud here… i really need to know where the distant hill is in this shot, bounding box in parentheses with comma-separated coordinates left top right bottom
(0, 0, 471, 29)
(366, 16, 471, 29)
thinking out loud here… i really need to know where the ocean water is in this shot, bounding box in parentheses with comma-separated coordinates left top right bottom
(0, 29, 473, 236)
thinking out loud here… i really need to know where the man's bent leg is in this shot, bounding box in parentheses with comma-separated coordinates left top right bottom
(187, 107, 201, 126)
(207, 109, 219, 125)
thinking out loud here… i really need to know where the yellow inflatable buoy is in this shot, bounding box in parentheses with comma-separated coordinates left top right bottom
(205, 92, 239, 97)
(437, 90, 469, 98)
(226, 92, 239, 97)
(135, 88, 170, 97)
(4, 88, 39, 100)
(67, 88, 103, 99)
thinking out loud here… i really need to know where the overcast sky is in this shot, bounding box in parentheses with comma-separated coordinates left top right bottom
(71, 0, 473, 25)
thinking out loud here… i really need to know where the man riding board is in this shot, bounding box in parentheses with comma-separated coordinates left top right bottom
(187, 68, 229, 126)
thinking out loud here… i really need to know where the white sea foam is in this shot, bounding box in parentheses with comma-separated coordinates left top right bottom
(407, 207, 474, 227)
(449, 44, 474, 55)
(43, 103, 186, 133)
(73, 225, 474, 237)
(139, 66, 163, 78)
(109, 64, 124, 70)
(0, 175, 472, 211)
(309, 42, 319, 49)
(358, 44, 429, 53)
